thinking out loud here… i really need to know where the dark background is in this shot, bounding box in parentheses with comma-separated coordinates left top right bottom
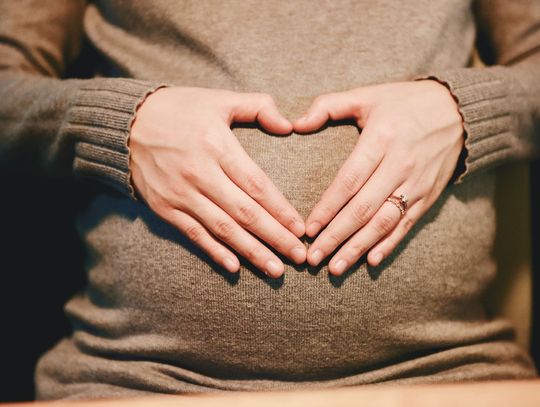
(1, 176, 88, 402)
(532, 159, 540, 367)
(0, 163, 539, 402)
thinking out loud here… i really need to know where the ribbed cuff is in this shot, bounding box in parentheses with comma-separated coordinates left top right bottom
(415, 67, 513, 185)
(65, 78, 167, 199)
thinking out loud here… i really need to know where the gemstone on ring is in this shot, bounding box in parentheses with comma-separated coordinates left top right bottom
(398, 194, 408, 211)
(386, 194, 408, 217)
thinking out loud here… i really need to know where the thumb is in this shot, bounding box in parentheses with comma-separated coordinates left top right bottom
(293, 91, 366, 133)
(228, 92, 292, 134)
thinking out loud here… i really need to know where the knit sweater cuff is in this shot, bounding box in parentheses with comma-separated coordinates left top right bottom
(415, 68, 513, 185)
(65, 78, 167, 199)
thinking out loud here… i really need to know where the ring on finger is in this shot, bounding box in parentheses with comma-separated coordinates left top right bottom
(385, 193, 408, 217)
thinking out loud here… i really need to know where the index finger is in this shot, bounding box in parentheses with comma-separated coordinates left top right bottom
(305, 132, 384, 237)
(219, 130, 305, 238)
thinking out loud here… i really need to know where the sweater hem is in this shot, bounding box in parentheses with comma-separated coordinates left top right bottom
(414, 68, 513, 185)
(65, 78, 168, 199)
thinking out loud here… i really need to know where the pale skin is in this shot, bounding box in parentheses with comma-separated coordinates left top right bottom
(129, 80, 464, 278)
(129, 87, 306, 278)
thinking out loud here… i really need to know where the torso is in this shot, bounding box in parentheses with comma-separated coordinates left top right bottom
(35, 0, 537, 399)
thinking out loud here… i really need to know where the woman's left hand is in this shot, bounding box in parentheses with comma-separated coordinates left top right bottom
(293, 80, 465, 275)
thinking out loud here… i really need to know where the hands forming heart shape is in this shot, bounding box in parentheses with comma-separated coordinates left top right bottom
(129, 81, 465, 279)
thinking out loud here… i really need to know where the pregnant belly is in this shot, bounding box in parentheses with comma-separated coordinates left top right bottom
(68, 121, 500, 381)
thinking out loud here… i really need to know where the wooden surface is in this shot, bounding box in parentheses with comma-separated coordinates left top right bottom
(4, 380, 540, 407)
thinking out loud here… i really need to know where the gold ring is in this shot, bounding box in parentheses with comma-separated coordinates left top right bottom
(386, 194, 408, 217)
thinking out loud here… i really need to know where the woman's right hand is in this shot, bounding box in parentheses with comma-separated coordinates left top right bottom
(129, 87, 306, 278)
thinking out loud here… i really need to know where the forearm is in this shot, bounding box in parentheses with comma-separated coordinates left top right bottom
(415, 0, 540, 185)
(0, 72, 165, 197)
(415, 57, 540, 185)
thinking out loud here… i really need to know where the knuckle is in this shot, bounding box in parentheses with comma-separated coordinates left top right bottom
(346, 243, 366, 259)
(403, 215, 415, 232)
(200, 135, 223, 156)
(374, 123, 396, 145)
(146, 192, 170, 213)
(145, 193, 162, 211)
(245, 244, 265, 262)
(170, 183, 189, 202)
(361, 142, 383, 165)
(326, 233, 342, 248)
(244, 173, 267, 199)
(184, 224, 205, 243)
(374, 214, 396, 235)
(286, 214, 301, 231)
(237, 203, 259, 228)
(274, 205, 297, 230)
(401, 157, 415, 174)
(312, 95, 327, 109)
(350, 201, 372, 225)
(276, 205, 294, 225)
(267, 233, 285, 251)
(317, 203, 334, 220)
(341, 171, 362, 195)
(213, 219, 235, 241)
(179, 165, 200, 183)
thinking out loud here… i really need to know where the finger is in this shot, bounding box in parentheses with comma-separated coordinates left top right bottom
(163, 209, 240, 273)
(367, 201, 426, 267)
(198, 168, 306, 264)
(185, 193, 286, 278)
(305, 135, 384, 237)
(328, 199, 403, 276)
(219, 133, 305, 237)
(228, 92, 292, 134)
(293, 90, 366, 133)
(307, 157, 405, 266)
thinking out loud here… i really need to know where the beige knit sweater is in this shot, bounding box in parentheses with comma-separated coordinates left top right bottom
(1, 0, 539, 401)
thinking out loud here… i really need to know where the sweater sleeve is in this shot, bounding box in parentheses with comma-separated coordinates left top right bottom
(0, 1, 166, 198)
(415, 0, 540, 185)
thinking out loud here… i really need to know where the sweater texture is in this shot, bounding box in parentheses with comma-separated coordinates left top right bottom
(0, 0, 539, 400)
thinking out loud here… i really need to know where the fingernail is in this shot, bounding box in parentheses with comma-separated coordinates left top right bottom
(291, 220, 305, 237)
(333, 259, 348, 275)
(265, 260, 284, 277)
(307, 222, 321, 237)
(291, 245, 306, 264)
(224, 258, 238, 273)
(310, 248, 323, 265)
(372, 252, 383, 266)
